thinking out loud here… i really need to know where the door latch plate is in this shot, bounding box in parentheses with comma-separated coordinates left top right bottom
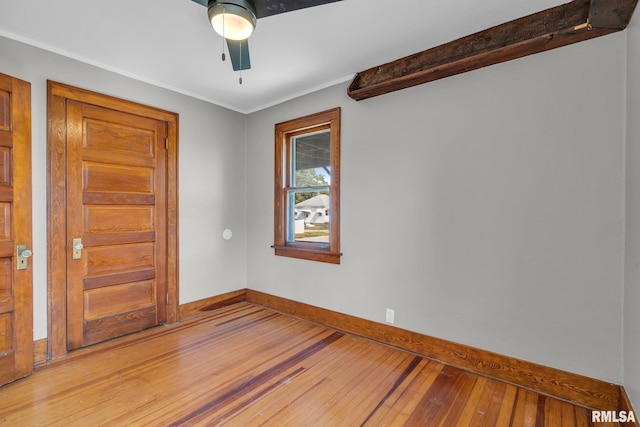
(72, 238, 83, 260)
(17, 244, 29, 270)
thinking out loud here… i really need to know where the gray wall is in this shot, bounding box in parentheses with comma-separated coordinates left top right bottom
(625, 11, 640, 412)
(246, 33, 627, 384)
(0, 36, 248, 340)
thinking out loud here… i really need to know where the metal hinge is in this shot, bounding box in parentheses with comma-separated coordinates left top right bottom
(166, 293, 169, 305)
(165, 137, 169, 150)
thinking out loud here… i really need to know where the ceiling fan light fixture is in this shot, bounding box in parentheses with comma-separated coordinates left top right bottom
(208, 1, 257, 40)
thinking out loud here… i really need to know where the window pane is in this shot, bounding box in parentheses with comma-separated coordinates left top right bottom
(287, 190, 330, 244)
(292, 130, 331, 188)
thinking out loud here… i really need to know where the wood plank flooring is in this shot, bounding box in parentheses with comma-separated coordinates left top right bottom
(0, 303, 619, 426)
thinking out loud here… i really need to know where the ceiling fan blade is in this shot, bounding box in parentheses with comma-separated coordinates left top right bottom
(190, 0, 208, 6)
(226, 39, 251, 71)
(254, 0, 342, 19)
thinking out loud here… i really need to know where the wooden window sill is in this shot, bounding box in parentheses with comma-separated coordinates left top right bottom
(272, 245, 341, 264)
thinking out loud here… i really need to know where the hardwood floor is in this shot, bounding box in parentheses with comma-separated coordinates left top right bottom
(0, 303, 619, 426)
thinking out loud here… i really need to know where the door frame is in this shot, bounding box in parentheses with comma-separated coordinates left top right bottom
(47, 81, 179, 358)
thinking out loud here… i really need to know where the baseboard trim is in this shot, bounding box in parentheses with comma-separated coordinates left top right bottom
(33, 338, 48, 365)
(179, 289, 247, 320)
(246, 289, 619, 411)
(620, 387, 640, 426)
(32, 288, 632, 414)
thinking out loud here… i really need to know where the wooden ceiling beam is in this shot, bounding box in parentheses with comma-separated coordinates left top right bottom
(347, 0, 638, 101)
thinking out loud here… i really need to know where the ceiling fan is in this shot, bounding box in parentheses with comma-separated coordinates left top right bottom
(191, 0, 343, 73)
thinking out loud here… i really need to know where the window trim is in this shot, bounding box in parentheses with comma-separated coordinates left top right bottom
(273, 107, 341, 264)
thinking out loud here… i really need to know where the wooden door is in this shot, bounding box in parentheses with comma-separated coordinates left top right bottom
(66, 100, 168, 350)
(0, 73, 33, 385)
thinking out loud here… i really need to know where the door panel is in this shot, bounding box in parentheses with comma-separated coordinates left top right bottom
(0, 90, 10, 128)
(0, 73, 33, 386)
(84, 206, 154, 233)
(66, 100, 167, 350)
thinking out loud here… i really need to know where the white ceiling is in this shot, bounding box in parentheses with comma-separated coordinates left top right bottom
(0, 0, 568, 113)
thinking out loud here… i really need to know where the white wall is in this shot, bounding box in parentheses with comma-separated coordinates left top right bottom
(246, 33, 627, 383)
(625, 11, 640, 412)
(0, 36, 248, 340)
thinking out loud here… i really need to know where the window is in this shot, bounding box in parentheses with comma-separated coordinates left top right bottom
(273, 108, 341, 263)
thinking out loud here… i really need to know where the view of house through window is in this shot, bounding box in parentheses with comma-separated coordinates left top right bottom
(290, 129, 331, 244)
(273, 107, 341, 264)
